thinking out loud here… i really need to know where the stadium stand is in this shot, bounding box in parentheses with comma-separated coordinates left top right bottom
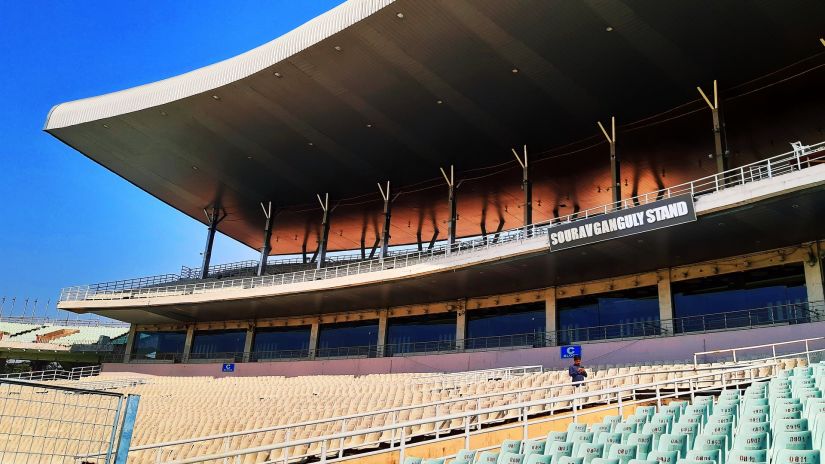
(0, 318, 129, 347)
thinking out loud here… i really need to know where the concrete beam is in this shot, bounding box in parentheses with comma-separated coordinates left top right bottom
(804, 251, 824, 304)
(455, 306, 466, 351)
(123, 325, 137, 363)
(243, 324, 255, 362)
(657, 270, 674, 334)
(377, 309, 388, 357)
(545, 291, 557, 346)
(308, 320, 320, 360)
(182, 325, 195, 362)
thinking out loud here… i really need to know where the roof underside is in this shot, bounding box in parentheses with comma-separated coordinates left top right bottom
(45, 0, 825, 254)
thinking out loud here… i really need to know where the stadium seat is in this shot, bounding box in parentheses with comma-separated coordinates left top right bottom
(773, 450, 820, 464)
(646, 450, 679, 464)
(524, 455, 552, 464)
(607, 444, 638, 464)
(499, 451, 526, 464)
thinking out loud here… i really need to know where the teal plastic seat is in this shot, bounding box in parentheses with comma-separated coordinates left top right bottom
(478, 452, 500, 463)
(548, 432, 568, 443)
(683, 405, 708, 421)
(704, 422, 732, 449)
(742, 403, 769, 417)
(455, 450, 477, 462)
(403, 458, 423, 464)
(740, 413, 768, 425)
(727, 449, 767, 464)
(569, 423, 588, 434)
(678, 414, 704, 427)
(651, 413, 675, 430)
(719, 390, 740, 401)
(628, 415, 649, 427)
(615, 423, 638, 440)
(657, 434, 687, 458)
(502, 440, 523, 454)
(525, 456, 553, 464)
(524, 440, 547, 456)
(775, 418, 809, 433)
(677, 460, 714, 464)
(772, 430, 812, 450)
(732, 431, 768, 450)
(596, 433, 623, 454)
(642, 423, 667, 445)
(638, 406, 657, 419)
(592, 424, 613, 441)
(591, 459, 619, 464)
(557, 457, 585, 464)
(773, 449, 820, 464)
(691, 434, 726, 464)
(627, 433, 653, 460)
(498, 452, 526, 464)
(604, 415, 623, 426)
(685, 449, 720, 463)
(423, 459, 445, 464)
(546, 441, 574, 459)
(607, 445, 638, 464)
(660, 405, 682, 421)
(627, 460, 656, 464)
(571, 432, 595, 455)
(671, 423, 698, 448)
(739, 421, 770, 437)
(576, 443, 605, 464)
(646, 450, 678, 464)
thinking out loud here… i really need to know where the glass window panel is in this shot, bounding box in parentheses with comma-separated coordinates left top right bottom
(132, 331, 186, 361)
(556, 286, 660, 344)
(191, 329, 246, 357)
(253, 326, 311, 359)
(387, 313, 455, 355)
(466, 302, 545, 349)
(318, 321, 378, 357)
(672, 264, 807, 333)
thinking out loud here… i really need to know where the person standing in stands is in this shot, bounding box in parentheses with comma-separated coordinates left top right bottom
(569, 355, 587, 386)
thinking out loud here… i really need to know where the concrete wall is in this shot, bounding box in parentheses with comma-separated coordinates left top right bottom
(104, 321, 825, 378)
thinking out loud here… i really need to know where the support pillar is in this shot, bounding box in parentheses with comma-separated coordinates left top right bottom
(122, 325, 137, 363)
(182, 325, 195, 363)
(243, 324, 255, 362)
(378, 182, 393, 259)
(257, 202, 274, 276)
(658, 270, 674, 335)
(511, 145, 532, 233)
(804, 245, 824, 306)
(697, 80, 728, 174)
(545, 291, 557, 346)
(455, 305, 466, 351)
(200, 204, 226, 279)
(598, 117, 620, 209)
(308, 320, 320, 360)
(440, 166, 458, 247)
(316, 194, 331, 270)
(377, 309, 388, 357)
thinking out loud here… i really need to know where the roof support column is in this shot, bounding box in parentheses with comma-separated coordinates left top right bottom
(658, 270, 674, 336)
(257, 202, 274, 277)
(316, 193, 331, 270)
(122, 325, 137, 363)
(511, 145, 532, 235)
(200, 204, 226, 279)
(545, 290, 556, 347)
(182, 325, 195, 363)
(440, 166, 458, 249)
(598, 117, 620, 210)
(698, 80, 728, 175)
(804, 243, 824, 306)
(377, 182, 394, 260)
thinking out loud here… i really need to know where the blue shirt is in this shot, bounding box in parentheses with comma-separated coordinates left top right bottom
(569, 364, 587, 383)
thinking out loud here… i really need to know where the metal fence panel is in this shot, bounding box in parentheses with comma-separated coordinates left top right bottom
(0, 379, 127, 464)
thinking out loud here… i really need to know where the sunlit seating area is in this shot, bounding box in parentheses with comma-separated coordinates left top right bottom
(0, 319, 128, 346)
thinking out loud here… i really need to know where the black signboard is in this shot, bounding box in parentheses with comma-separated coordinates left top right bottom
(548, 194, 696, 252)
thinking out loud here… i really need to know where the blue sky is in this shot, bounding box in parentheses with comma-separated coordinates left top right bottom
(0, 1, 345, 319)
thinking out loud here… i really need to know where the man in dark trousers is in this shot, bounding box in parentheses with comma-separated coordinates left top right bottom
(568, 355, 587, 386)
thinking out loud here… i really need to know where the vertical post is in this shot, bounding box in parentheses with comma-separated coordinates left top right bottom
(377, 309, 388, 357)
(698, 80, 728, 174)
(243, 324, 254, 362)
(113, 395, 141, 464)
(598, 117, 620, 210)
(511, 145, 532, 234)
(257, 202, 274, 277)
(658, 270, 674, 335)
(122, 325, 137, 363)
(440, 166, 457, 248)
(803, 246, 824, 306)
(378, 182, 392, 259)
(200, 204, 226, 279)
(455, 305, 466, 351)
(308, 320, 320, 360)
(316, 194, 331, 270)
(545, 290, 557, 347)
(182, 325, 195, 363)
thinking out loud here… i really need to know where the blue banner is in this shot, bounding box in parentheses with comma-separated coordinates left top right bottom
(221, 363, 235, 373)
(560, 345, 582, 359)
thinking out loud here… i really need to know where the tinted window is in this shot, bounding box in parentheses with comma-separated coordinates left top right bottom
(318, 321, 378, 357)
(672, 264, 807, 332)
(253, 326, 311, 359)
(387, 313, 455, 355)
(132, 331, 185, 361)
(191, 329, 246, 358)
(466, 302, 545, 349)
(557, 286, 660, 344)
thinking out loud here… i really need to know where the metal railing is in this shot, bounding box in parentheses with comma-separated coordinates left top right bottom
(118, 301, 824, 364)
(0, 377, 139, 464)
(0, 365, 101, 381)
(0, 316, 130, 328)
(694, 336, 825, 367)
(112, 361, 780, 464)
(59, 140, 825, 303)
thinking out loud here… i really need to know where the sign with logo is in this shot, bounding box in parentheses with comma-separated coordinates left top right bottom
(548, 194, 696, 252)
(221, 363, 235, 373)
(561, 345, 581, 359)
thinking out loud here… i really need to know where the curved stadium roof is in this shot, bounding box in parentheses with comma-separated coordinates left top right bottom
(45, 0, 825, 255)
